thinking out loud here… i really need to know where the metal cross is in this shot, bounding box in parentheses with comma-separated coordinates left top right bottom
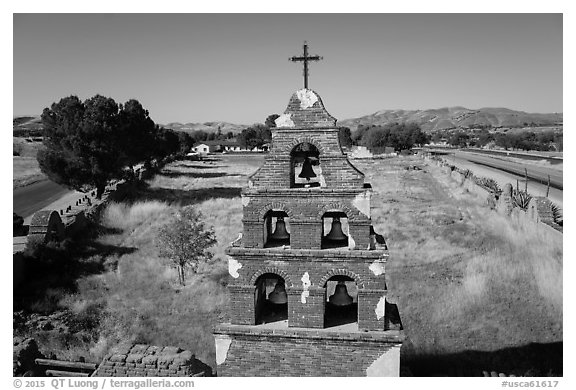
(290, 41, 323, 89)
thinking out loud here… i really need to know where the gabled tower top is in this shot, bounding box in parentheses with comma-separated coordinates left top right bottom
(274, 88, 337, 129)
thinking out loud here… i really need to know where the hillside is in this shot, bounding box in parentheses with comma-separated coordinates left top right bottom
(15, 106, 563, 137)
(338, 107, 563, 132)
(12, 116, 248, 136)
(162, 121, 247, 135)
(13, 116, 43, 136)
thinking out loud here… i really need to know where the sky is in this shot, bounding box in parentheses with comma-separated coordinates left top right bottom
(13, 13, 563, 125)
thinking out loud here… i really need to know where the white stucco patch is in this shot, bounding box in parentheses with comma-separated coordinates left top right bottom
(352, 192, 371, 218)
(215, 335, 232, 365)
(375, 296, 386, 320)
(300, 272, 311, 303)
(228, 257, 242, 278)
(348, 233, 356, 250)
(275, 113, 294, 127)
(230, 233, 242, 246)
(365, 345, 401, 376)
(369, 260, 385, 276)
(296, 89, 318, 109)
(241, 195, 251, 207)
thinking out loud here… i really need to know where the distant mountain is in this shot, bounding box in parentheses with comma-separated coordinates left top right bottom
(338, 107, 563, 132)
(163, 121, 247, 135)
(12, 116, 249, 136)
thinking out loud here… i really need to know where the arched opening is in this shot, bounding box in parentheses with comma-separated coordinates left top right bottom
(323, 275, 358, 328)
(290, 142, 324, 188)
(254, 273, 288, 325)
(264, 210, 290, 248)
(321, 211, 349, 249)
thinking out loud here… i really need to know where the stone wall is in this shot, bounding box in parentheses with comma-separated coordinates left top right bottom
(92, 344, 210, 377)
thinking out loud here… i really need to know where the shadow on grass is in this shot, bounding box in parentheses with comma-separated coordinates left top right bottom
(159, 171, 229, 179)
(169, 162, 229, 170)
(403, 342, 562, 377)
(13, 221, 136, 314)
(133, 184, 242, 206)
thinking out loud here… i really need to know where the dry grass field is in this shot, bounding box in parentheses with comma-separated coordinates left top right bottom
(359, 157, 562, 375)
(13, 137, 46, 188)
(14, 153, 562, 376)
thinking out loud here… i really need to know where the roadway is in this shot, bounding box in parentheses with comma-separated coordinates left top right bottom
(431, 149, 563, 190)
(13, 179, 70, 218)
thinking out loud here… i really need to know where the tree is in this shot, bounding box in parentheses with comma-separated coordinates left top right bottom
(448, 131, 470, 148)
(151, 126, 180, 159)
(157, 207, 217, 286)
(117, 99, 156, 174)
(38, 95, 125, 198)
(237, 124, 271, 150)
(177, 132, 194, 155)
(360, 122, 428, 152)
(338, 127, 353, 148)
(265, 114, 280, 128)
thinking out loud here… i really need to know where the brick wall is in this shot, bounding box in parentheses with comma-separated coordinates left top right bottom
(92, 344, 210, 377)
(275, 89, 337, 129)
(214, 325, 404, 376)
(241, 190, 372, 249)
(225, 249, 388, 330)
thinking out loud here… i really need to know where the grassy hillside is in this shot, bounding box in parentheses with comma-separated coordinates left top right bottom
(338, 107, 563, 132)
(162, 121, 247, 135)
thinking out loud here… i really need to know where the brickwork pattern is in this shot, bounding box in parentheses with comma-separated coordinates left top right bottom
(276, 89, 337, 128)
(92, 344, 208, 377)
(215, 87, 403, 376)
(241, 191, 372, 249)
(224, 251, 388, 330)
(214, 325, 404, 377)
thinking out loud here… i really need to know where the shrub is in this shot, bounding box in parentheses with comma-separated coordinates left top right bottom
(476, 177, 502, 195)
(550, 203, 563, 226)
(512, 190, 533, 211)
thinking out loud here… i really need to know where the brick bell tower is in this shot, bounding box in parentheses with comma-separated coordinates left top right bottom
(213, 43, 404, 377)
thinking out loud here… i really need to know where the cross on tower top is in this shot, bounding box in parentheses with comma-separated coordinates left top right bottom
(290, 41, 323, 89)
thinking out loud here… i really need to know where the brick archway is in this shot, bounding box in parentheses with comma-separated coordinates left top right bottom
(317, 202, 359, 221)
(257, 203, 295, 220)
(249, 267, 293, 288)
(286, 137, 325, 155)
(318, 269, 365, 289)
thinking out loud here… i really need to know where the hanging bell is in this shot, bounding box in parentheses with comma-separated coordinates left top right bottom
(270, 216, 290, 240)
(326, 217, 347, 241)
(298, 157, 317, 180)
(268, 280, 288, 304)
(329, 281, 353, 306)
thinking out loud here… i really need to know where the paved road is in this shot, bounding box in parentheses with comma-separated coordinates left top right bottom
(448, 150, 563, 190)
(13, 179, 70, 218)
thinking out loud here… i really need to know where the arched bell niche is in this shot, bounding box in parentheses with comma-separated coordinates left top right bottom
(290, 142, 324, 188)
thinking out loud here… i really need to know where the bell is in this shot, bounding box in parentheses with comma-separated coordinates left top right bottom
(270, 217, 290, 240)
(329, 281, 353, 306)
(298, 157, 317, 180)
(326, 217, 347, 241)
(268, 281, 288, 304)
